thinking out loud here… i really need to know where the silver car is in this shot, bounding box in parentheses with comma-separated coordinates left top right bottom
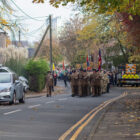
(0, 72, 25, 105)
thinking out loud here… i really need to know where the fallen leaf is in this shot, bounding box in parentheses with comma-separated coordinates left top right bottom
(56, 105, 60, 108)
(32, 107, 38, 111)
(128, 119, 138, 122)
(130, 115, 135, 118)
(114, 122, 119, 125)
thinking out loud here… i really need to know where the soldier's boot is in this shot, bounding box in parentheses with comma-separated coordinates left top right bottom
(88, 86, 91, 96)
(86, 86, 89, 96)
(75, 86, 78, 96)
(49, 86, 52, 97)
(46, 87, 49, 97)
(98, 87, 101, 96)
(82, 87, 85, 96)
(94, 87, 97, 96)
(107, 84, 110, 93)
(91, 87, 95, 97)
(83, 86, 86, 96)
(79, 86, 83, 97)
(71, 87, 75, 97)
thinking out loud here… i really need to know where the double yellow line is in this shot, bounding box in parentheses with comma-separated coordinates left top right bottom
(59, 92, 127, 140)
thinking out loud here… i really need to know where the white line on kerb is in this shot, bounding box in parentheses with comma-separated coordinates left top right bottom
(28, 104, 41, 109)
(58, 98, 67, 101)
(4, 109, 21, 115)
(45, 101, 54, 104)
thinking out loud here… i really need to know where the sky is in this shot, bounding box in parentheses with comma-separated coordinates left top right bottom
(10, 0, 75, 43)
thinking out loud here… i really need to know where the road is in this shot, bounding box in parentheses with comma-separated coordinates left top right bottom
(0, 82, 130, 140)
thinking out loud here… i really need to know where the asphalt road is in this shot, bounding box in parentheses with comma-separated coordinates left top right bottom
(0, 81, 132, 140)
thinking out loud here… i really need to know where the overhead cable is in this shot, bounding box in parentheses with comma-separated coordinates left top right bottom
(10, 0, 45, 21)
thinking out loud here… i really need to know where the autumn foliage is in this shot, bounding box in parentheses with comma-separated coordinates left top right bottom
(117, 13, 140, 48)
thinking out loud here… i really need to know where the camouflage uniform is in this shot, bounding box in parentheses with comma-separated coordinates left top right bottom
(70, 71, 79, 97)
(100, 72, 106, 93)
(94, 72, 102, 96)
(87, 71, 92, 96)
(90, 71, 96, 96)
(46, 73, 54, 97)
(82, 71, 89, 96)
(78, 70, 84, 97)
(102, 73, 109, 93)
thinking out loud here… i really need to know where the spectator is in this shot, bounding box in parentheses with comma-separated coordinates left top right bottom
(63, 72, 68, 87)
(53, 71, 57, 86)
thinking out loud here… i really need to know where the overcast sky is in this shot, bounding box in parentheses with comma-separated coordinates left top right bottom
(10, 0, 75, 43)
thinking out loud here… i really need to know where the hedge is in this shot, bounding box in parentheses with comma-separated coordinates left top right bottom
(25, 59, 49, 92)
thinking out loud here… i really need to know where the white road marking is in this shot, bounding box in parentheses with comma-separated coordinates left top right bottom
(45, 101, 54, 104)
(28, 104, 41, 109)
(0, 107, 11, 110)
(4, 109, 21, 115)
(58, 98, 67, 101)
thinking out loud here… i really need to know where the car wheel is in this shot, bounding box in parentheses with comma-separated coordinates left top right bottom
(13, 93, 16, 104)
(9, 92, 16, 105)
(19, 92, 25, 103)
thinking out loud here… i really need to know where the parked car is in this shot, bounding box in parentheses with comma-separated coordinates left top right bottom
(19, 76, 29, 93)
(0, 66, 13, 73)
(0, 72, 25, 105)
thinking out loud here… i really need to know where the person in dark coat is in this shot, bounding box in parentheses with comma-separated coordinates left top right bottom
(53, 71, 57, 86)
(46, 71, 54, 97)
(63, 72, 68, 87)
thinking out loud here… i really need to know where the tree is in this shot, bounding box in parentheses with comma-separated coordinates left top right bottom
(33, 0, 140, 15)
(0, 0, 20, 39)
(77, 14, 130, 68)
(33, 0, 140, 49)
(58, 15, 89, 65)
(35, 38, 63, 65)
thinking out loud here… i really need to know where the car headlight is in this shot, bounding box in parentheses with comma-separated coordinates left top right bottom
(1, 87, 11, 92)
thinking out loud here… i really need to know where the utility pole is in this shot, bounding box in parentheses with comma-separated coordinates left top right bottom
(33, 23, 50, 59)
(33, 15, 53, 72)
(18, 29, 21, 47)
(49, 15, 53, 72)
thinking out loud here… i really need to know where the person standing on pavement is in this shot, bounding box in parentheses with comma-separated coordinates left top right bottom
(106, 71, 110, 93)
(63, 72, 68, 87)
(53, 71, 57, 86)
(46, 71, 54, 97)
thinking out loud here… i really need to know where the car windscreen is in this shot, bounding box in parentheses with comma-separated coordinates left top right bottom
(0, 74, 11, 83)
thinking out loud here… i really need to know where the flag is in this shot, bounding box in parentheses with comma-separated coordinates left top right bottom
(98, 49, 102, 71)
(53, 63, 55, 71)
(63, 61, 65, 70)
(87, 56, 90, 67)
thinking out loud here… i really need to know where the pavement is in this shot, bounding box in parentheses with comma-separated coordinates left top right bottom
(25, 80, 69, 98)
(88, 90, 140, 140)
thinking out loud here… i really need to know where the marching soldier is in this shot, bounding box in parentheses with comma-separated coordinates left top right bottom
(105, 72, 110, 93)
(78, 69, 84, 97)
(100, 71, 106, 94)
(94, 70, 102, 96)
(87, 70, 92, 96)
(90, 69, 96, 96)
(70, 69, 79, 97)
(46, 71, 54, 97)
(83, 70, 89, 96)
